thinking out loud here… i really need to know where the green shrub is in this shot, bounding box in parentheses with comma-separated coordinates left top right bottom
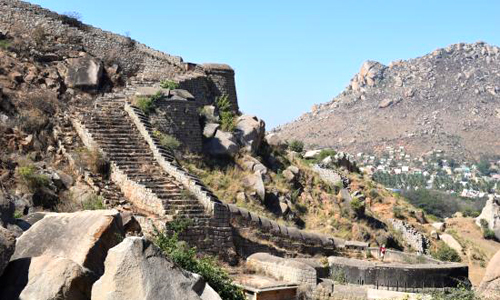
(18, 165, 50, 192)
(392, 206, 405, 219)
(330, 267, 347, 284)
(154, 223, 245, 300)
(153, 130, 181, 150)
(461, 208, 480, 218)
(288, 140, 304, 153)
(479, 219, 497, 240)
(431, 282, 479, 300)
(350, 198, 365, 217)
(133, 91, 163, 114)
(82, 194, 105, 210)
(0, 39, 10, 49)
(160, 80, 180, 90)
(216, 94, 236, 132)
(432, 242, 461, 262)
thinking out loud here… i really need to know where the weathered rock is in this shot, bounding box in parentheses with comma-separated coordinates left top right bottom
(200, 105, 219, 123)
(0, 227, 15, 276)
(204, 130, 239, 157)
(235, 115, 265, 153)
(240, 155, 267, 175)
(304, 149, 321, 159)
(430, 230, 439, 240)
(203, 123, 220, 139)
(0, 255, 96, 300)
(476, 197, 500, 240)
(432, 222, 446, 232)
(479, 249, 500, 298)
(242, 171, 266, 201)
(265, 133, 284, 148)
(59, 54, 103, 89)
(11, 210, 124, 276)
(378, 98, 394, 108)
(0, 193, 14, 226)
(32, 187, 59, 209)
(283, 169, 295, 182)
(91, 237, 219, 300)
(414, 210, 427, 224)
(440, 233, 462, 253)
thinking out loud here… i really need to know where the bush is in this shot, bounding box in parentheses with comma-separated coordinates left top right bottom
(82, 194, 105, 210)
(154, 222, 245, 300)
(17, 165, 50, 192)
(288, 140, 304, 153)
(160, 80, 180, 90)
(87, 150, 110, 178)
(216, 95, 236, 132)
(133, 91, 163, 114)
(330, 267, 347, 284)
(392, 206, 405, 219)
(18, 109, 49, 134)
(153, 130, 181, 150)
(479, 219, 497, 240)
(0, 39, 10, 50)
(350, 198, 365, 217)
(431, 282, 479, 300)
(432, 242, 461, 262)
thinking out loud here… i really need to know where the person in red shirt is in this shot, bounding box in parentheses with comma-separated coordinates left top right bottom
(379, 244, 386, 261)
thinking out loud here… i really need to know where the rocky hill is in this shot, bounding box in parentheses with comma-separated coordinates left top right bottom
(273, 42, 500, 160)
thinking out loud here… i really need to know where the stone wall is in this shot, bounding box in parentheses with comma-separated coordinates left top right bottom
(226, 203, 349, 258)
(174, 72, 212, 107)
(151, 99, 203, 153)
(202, 64, 239, 112)
(389, 218, 430, 254)
(328, 256, 468, 290)
(0, 0, 186, 79)
(247, 253, 318, 285)
(367, 247, 440, 264)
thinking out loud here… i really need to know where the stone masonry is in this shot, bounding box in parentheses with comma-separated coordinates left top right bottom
(389, 218, 430, 254)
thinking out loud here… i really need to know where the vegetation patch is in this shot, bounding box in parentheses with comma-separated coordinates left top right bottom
(153, 130, 181, 150)
(133, 91, 163, 114)
(216, 94, 236, 132)
(154, 220, 245, 300)
(17, 164, 50, 192)
(82, 194, 105, 210)
(287, 140, 304, 153)
(160, 80, 180, 90)
(432, 242, 461, 262)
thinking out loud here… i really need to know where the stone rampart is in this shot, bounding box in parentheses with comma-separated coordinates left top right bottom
(328, 256, 469, 290)
(247, 253, 318, 285)
(151, 98, 203, 153)
(389, 218, 430, 254)
(202, 63, 239, 112)
(0, 0, 184, 79)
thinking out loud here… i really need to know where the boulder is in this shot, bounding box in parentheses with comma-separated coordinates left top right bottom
(432, 222, 446, 232)
(283, 169, 295, 182)
(479, 249, 500, 299)
(91, 237, 219, 300)
(235, 115, 265, 153)
(0, 255, 96, 300)
(476, 197, 500, 240)
(242, 171, 266, 201)
(240, 155, 267, 175)
(11, 210, 124, 276)
(0, 227, 15, 276)
(0, 193, 14, 226)
(265, 133, 284, 148)
(204, 130, 239, 157)
(203, 123, 220, 139)
(200, 105, 219, 123)
(378, 98, 394, 108)
(439, 233, 462, 253)
(304, 150, 321, 159)
(59, 54, 103, 89)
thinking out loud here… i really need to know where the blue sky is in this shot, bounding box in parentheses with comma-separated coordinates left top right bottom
(30, 0, 500, 129)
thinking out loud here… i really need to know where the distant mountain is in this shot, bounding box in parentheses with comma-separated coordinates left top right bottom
(273, 42, 500, 160)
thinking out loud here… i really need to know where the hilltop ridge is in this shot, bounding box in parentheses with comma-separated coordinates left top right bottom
(273, 42, 500, 160)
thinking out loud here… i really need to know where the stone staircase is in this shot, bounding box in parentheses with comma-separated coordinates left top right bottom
(72, 86, 211, 223)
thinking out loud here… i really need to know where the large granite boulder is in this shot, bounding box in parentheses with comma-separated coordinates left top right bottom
(204, 130, 239, 157)
(242, 171, 266, 201)
(92, 237, 220, 300)
(11, 210, 124, 276)
(235, 115, 265, 153)
(0, 255, 96, 300)
(476, 197, 500, 240)
(480, 249, 500, 299)
(59, 54, 103, 89)
(0, 227, 15, 276)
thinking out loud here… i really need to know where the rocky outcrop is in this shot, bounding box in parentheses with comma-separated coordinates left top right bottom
(10, 210, 124, 276)
(0, 193, 14, 226)
(242, 171, 266, 201)
(0, 255, 96, 300)
(0, 226, 15, 276)
(273, 42, 500, 160)
(479, 249, 500, 299)
(476, 197, 500, 240)
(235, 115, 266, 154)
(59, 54, 103, 89)
(91, 237, 220, 300)
(204, 130, 239, 157)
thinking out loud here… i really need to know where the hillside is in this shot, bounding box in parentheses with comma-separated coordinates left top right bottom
(273, 42, 500, 161)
